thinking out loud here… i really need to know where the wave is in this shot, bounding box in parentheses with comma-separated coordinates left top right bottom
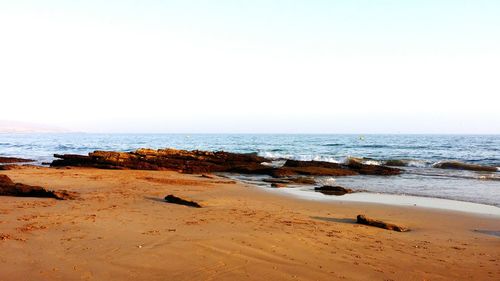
(383, 159, 428, 168)
(315, 177, 337, 186)
(56, 144, 78, 150)
(258, 152, 499, 173)
(407, 170, 500, 181)
(258, 152, 341, 163)
(261, 160, 286, 168)
(477, 174, 500, 181)
(432, 161, 498, 172)
(323, 143, 342, 147)
(356, 144, 391, 148)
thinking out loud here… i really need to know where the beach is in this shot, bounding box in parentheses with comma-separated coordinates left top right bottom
(1, 166, 498, 281)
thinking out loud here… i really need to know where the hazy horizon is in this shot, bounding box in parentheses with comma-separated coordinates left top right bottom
(1, 1, 499, 134)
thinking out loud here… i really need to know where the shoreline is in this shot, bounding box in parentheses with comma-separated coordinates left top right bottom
(266, 187, 500, 217)
(2, 142, 499, 208)
(3, 159, 500, 214)
(1, 166, 499, 280)
(226, 173, 500, 215)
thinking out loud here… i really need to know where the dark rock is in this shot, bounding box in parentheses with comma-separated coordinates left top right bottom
(271, 183, 287, 188)
(0, 175, 14, 185)
(356, 215, 409, 232)
(433, 161, 498, 172)
(284, 159, 401, 176)
(271, 160, 358, 177)
(164, 194, 202, 208)
(315, 185, 353, 196)
(276, 166, 358, 177)
(282, 160, 357, 176)
(0, 174, 78, 200)
(0, 157, 34, 164)
(284, 159, 345, 169)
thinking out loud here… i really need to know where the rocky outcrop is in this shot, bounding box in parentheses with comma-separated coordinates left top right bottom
(433, 161, 498, 172)
(284, 159, 401, 176)
(0, 174, 78, 200)
(0, 157, 34, 163)
(51, 148, 401, 177)
(356, 215, 409, 232)
(52, 149, 269, 174)
(164, 194, 202, 208)
(281, 160, 358, 176)
(315, 185, 353, 196)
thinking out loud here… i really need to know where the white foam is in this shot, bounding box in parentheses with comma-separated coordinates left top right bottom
(315, 177, 337, 186)
(258, 152, 341, 163)
(261, 160, 286, 168)
(405, 160, 428, 168)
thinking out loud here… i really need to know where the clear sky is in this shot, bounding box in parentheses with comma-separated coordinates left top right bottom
(1, 0, 499, 133)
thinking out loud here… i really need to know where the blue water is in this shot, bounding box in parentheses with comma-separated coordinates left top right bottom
(1, 133, 499, 206)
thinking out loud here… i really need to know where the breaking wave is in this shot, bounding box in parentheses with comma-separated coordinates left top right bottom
(432, 161, 499, 172)
(258, 152, 341, 163)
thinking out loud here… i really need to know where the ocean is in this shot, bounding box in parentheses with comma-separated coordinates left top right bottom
(1, 133, 499, 207)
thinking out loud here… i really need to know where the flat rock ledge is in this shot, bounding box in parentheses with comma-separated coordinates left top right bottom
(51, 148, 401, 178)
(0, 174, 78, 200)
(356, 215, 409, 232)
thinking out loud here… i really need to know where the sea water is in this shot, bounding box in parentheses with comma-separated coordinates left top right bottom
(1, 133, 499, 208)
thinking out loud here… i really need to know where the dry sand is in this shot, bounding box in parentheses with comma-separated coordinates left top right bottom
(0, 167, 499, 281)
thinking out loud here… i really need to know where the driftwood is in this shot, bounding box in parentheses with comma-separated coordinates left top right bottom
(356, 215, 409, 232)
(164, 195, 202, 208)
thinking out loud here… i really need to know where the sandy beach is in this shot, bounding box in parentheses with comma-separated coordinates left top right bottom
(0, 166, 499, 281)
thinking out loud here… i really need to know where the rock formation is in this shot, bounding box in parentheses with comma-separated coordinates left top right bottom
(0, 174, 77, 200)
(51, 148, 402, 178)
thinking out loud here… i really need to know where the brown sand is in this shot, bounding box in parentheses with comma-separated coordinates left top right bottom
(0, 167, 498, 281)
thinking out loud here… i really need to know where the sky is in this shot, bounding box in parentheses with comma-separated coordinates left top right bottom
(0, 0, 499, 133)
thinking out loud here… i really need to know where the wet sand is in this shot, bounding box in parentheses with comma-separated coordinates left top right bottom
(0, 167, 499, 280)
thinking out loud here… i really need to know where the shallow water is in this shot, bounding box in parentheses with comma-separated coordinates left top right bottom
(1, 133, 499, 207)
